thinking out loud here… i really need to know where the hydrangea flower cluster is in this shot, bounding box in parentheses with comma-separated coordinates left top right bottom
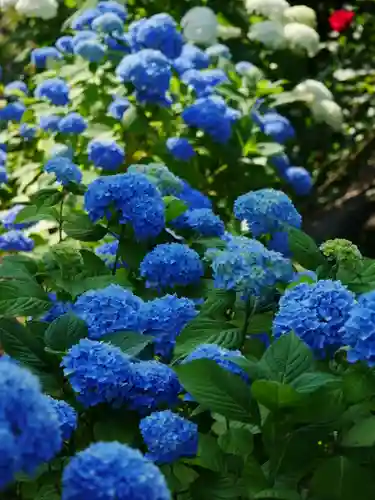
(127, 163, 183, 196)
(183, 208, 225, 237)
(166, 137, 195, 161)
(41, 293, 72, 322)
(44, 157, 82, 185)
(45, 397, 77, 440)
(34, 78, 70, 106)
(0, 230, 34, 252)
(87, 139, 125, 170)
(0, 204, 32, 230)
(182, 68, 228, 97)
(95, 240, 125, 269)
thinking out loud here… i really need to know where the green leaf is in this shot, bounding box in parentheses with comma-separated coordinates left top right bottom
(45, 243, 84, 279)
(257, 142, 284, 157)
(254, 489, 301, 500)
(247, 312, 273, 334)
(15, 205, 59, 224)
(290, 372, 339, 394)
(103, 331, 153, 357)
(163, 196, 187, 222)
(341, 416, 375, 447)
(1, 254, 38, 275)
(0, 280, 50, 317)
(93, 410, 139, 445)
(175, 359, 253, 422)
(80, 249, 111, 277)
(251, 380, 301, 410)
(63, 213, 107, 242)
(200, 289, 236, 318)
(286, 226, 326, 270)
(218, 427, 254, 457)
(242, 456, 270, 496)
(58, 274, 131, 299)
(259, 333, 313, 383)
(191, 472, 244, 499)
(184, 434, 226, 472)
(343, 369, 375, 404)
(44, 313, 88, 352)
(337, 259, 375, 293)
(30, 188, 64, 207)
(193, 237, 227, 253)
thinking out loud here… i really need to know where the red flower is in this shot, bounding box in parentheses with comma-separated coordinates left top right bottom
(329, 9, 355, 32)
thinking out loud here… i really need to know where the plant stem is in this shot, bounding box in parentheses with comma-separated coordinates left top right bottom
(242, 297, 256, 338)
(58, 194, 64, 242)
(112, 225, 125, 276)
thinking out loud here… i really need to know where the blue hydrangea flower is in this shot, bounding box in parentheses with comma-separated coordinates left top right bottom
(140, 410, 198, 464)
(173, 44, 210, 75)
(108, 96, 130, 119)
(0, 231, 34, 252)
(74, 284, 143, 339)
(35, 78, 70, 106)
(140, 243, 203, 289)
(58, 113, 87, 134)
(97, 1, 127, 21)
(39, 114, 61, 132)
(84, 173, 165, 240)
(46, 397, 77, 440)
(92, 12, 124, 33)
(206, 43, 231, 60)
(166, 137, 195, 161)
(49, 143, 74, 160)
(234, 188, 302, 237)
(0, 360, 62, 489)
(178, 181, 212, 210)
(0, 166, 8, 184)
(19, 124, 37, 141)
(206, 235, 293, 298)
(182, 95, 239, 144)
(343, 291, 375, 366)
(127, 163, 183, 196)
(184, 208, 225, 236)
(284, 166, 313, 196)
(0, 149, 6, 166)
(71, 8, 100, 30)
(141, 294, 197, 359)
(273, 280, 355, 353)
(129, 13, 183, 59)
(72, 30, 97, 47)
(259, 111, 295, 144)
(4, 80, 28, 96)
(88, 139, 125, 170)
(31, 47, 62, 69)
(267, 230, 291, 257)
(129, 360, 181, 413)
(182, 69, 228, 97)
(62, 338, 134, 407)
(95, 240, 126, 270)
(235, 61, 255, 75)
(116, 49, 171, 103)
(44, 157, 82, 185)
(40, 293, 72, 322)
(74, 38, 107, 63)
(270, 153, 290, 174)
(105, 32, 131, 53)
(0, 204, 33, 230)
(56, 36, 74, 54)
(62, 442, 171, 500)
(0, 102, 26, 122)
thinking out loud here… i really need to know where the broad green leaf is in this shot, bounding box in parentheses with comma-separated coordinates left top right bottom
(341, 416, 375, 447)
(30, 188, 64, 207)
(286, 226, 326, 271)
(63, 213, 107, 242)
(104, 331, 153, 357)
(200, 289, 236, 318)
(243, 456, 270, 496)
(193, 237, 227, 253)
(1, 254, 38, 275)
(259, 333, 313, 383)
(15, 205, 59, 224)
(45, 243, 84, 280)
(93, 410, 138, 445)
(191, 472, 244, 499)
(218, 427, 254, 457)
(175, 359, 253, 422)
(163, 196, 187, 222)
(343, 369, 375, 404)
(337, 258, 375, 293)
(0, 280, 50, 317)
(247, 312, 273, 334)
(184, 434, 226, 472)
(291, 372, 339, 394)
(257, 142, 284, 157)
(80, 249, 111, 277)
(254, 489, 301, 500)
(251, 380, 301, 410)
(44, 313, 88, 352)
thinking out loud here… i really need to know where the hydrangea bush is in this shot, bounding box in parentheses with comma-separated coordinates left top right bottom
(1, 1, 375, 500)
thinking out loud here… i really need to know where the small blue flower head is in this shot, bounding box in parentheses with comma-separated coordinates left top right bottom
(31, 47, 62, 69)
(35, 78, 70, 106)
(184, 208, 225, 237)
(344, 291, 375, 367)
(166, 137, 195, 161)
(72, 30, 97, 47)
(206, 43, 231, 60)
(267, 230, 291, 257)
(58, 112, 87, 134)
(0, 166, 8, 184)
(92, 12, 124, 33)
(44, 157, 82, 185)
(260, 112, 295, 144)
(270, 153, 290, 175)
(284, 166, 313, 196)
(108, 96, 130, 119)
(129, 360, 181, 413)
(273, 279, 355, 353)
(173, 43, 210, 75)
(140, 410, 198, 464)
(56, 36, 74, 54)
(74, 284, 143, 339)
(95, 240, 125, 269)
(0, 149, 6, 166)
(39, 114, 61, 132)
(182, 68, 228, 97)
(46, 397, 77, 440)
(127, 163, 183, 196)
(88, 139, 125, 170)
(0, 360, 62, 488)
(49, 143, 74, 160)
(0, 102, 26, 122)
(71, 8, 100, 30)
(97, 1, 127, 21)
(40, 293, 72, 322)
(116, 49, 171, 101)
(130, 13, 183, 59)
(235, 61, 254, 75)
(141, 294, 197, 359)
(84, 172, 165, 240)
(74, 38, 107, 63)
(178, 181, 212, 210)
(62, 441, 171, 500)
(0, 204, 32, 230)
(182, 95, 239, 144)
(4, 80, 28, 97)
(62, 338, 134, 407)
(105, 32, 131, 53)
(19, 124, 37, 141)
(0, 230, 34, 252)
(234, 188, 302, 237)
(140, 243, 203, 289)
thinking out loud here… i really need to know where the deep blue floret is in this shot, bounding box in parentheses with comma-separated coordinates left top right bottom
(0, 102, 26, 122)
(284, 166, 313, 195)
(92, 12, 124, 33)
(31, 47, 62, 69)
(4, 80, 28, 96)
(39, 114, 61, 132)
(44, 157, 82, 185)
(58, 113, 87, 134)
(40, 293, 72, 322)
(173, 44, 210, 75)
(108, 96, 130, 119)
(182, 69, 228, 97)
(74, 38, 106, 63)
(0, 231, 34, 252)
(19, 124, 37, 141)
(46, 397, 77, 440)
(35, 78, 70, 106)
(166, 137, 195, 161)
(56, 36, 74, 54)
(184, 208, 225, 236)
(0, 204, 33, 230)
(88, 139, 125, 170)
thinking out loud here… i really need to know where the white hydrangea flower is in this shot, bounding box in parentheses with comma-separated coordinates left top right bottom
(294, 79, 333, 103)
(0, 0, 17, 10)
(248, 21, 287, 50)
(283, 22, 320, 57)
(245, 0, 290, 20)
(181, 7, 218, 46)
(311, 99, 343, 130)
(217, 25, 242, 40)
(283, 5, 317, 27)
(15, 0, 58, 19)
